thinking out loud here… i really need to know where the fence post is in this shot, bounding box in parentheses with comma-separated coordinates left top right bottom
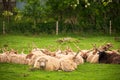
(56, 20, 58, 35)
(3, 21, 5, 34)
(109, 20, 112, 35)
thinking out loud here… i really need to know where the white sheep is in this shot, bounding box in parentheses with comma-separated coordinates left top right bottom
(33, 55, 60, 71)
(86, 50, 99, 63)
(0, 53, 8, 62)
(59, 58, 77, 72)
(0, 51, 10, 63)
(74, 54, 84, 65)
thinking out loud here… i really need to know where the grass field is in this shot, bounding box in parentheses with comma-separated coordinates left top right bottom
(0, 34, 120, 80)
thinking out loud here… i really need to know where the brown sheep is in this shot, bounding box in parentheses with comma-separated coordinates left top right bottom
(98, 51, 120, 64)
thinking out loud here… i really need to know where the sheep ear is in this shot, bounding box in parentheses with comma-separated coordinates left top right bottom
(73, 50, 80, 59)
(26, 53, 34, 59)
(37, 60, 40, 62)
(14, 51, 18, 54)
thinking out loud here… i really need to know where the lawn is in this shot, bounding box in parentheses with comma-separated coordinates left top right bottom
(0, 34, 120, 80)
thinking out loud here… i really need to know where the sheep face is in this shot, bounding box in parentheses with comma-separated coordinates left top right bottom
(98, 51, 106, 59)
(37, 58, 48, 69)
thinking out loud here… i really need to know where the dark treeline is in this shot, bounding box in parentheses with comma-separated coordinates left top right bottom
(0, 0, 120, 35)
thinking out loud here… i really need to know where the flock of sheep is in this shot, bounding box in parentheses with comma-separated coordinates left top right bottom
(0, 43, 120, 72)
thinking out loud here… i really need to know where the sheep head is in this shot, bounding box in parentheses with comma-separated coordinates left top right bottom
(37, 57, 48, 69)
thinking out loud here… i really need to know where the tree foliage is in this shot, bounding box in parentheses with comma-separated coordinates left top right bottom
(0, 0, 120, 35)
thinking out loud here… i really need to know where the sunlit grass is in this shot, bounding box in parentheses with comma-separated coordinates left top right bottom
(0, 63, 120, 80)
(0, 34, 120, 53)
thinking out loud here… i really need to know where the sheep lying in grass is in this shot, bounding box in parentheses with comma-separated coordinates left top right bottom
(59, 57, 77, 72)
(0, 49, 29, 64)
(98, 51, 120, 64)
(30, 48, 82, 71)
(26, 48, 47, 66)
(33, 55, 60, 71)
(7, 49, 29, 64)
(40, 49, 56, 57)
(86, 49, 99, 63)
(55, 49, 84, 65)
(57, 51, 83, 71)
(0, 52, 9, 63)
(9, 54, 28, 64)
(1, 43, 119, 72)
(92, 43, 120, 64)
(74, 54, 84, 65)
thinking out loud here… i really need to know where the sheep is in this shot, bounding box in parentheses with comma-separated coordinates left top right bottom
(40, 49, 56, 57)
(58, 52, 80, 71)
(26, 48, 48, 66)
(33, 50, 80, 71)
(55, 50, 68, 59)
(86, 49, 99, 63)
(17, 54, 29, 64)
(26, 52, 46, 66)
(98, 43, 112, 52)
(91, 54, 99, 63)
(59, 58, 77, 72)
(98, 51, 120, 64)
(28, 54, 41, 66)
(33, 55, 60, 71)
(72, 51, 84, 65)
(0, 53, 8, 63)
(105, 50, 120, 54)
(6, 50, 29, 64)
(56, 50, 84, 65)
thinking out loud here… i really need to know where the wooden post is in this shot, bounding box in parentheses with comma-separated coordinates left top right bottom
(3, 21, 5, 34)
(109, 20, 112, 35)
(56, 20, 58, 35)
(77, 0, 79, 4)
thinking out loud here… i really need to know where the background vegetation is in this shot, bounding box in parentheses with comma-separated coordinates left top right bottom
(0, 0, 120, 35)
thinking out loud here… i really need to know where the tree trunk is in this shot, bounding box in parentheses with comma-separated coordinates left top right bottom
(56, 20, 58, 35)
(2, 0, 12, 11)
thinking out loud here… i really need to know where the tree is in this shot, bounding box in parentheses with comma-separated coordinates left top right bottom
(21, 0, 43, 34)
(2, 10, 13, 34)
(46, 0, 80, 35)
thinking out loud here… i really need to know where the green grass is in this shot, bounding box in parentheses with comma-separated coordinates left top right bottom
(0, 34, 120, 80)
(0, 34, 120, 53)
(0, 63, 120, 80)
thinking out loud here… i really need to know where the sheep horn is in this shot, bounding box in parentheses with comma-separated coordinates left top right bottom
(92, 44, 101, 52)
(86, 49, 94, 54)
(73, 50, 80, 59)
(73, 43, 81, 51)
(2, 47, 7, 53)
